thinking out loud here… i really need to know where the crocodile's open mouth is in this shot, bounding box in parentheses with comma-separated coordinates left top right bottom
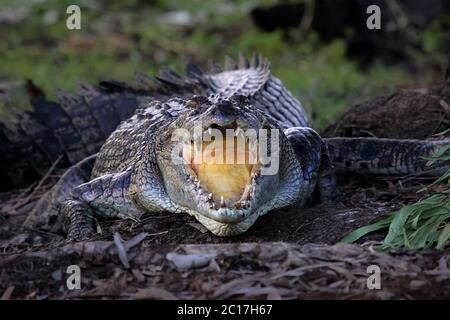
(182, 127, 261, 212)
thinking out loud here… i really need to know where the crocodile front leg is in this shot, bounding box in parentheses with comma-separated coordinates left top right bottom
(61, 168, 142, 241)
(285, 127, 337, 204)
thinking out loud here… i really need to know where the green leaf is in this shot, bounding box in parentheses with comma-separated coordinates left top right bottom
(423, 144, 450, 161)
(437, 223, 450, 249)
(384, 205, 414, 243)
(341, 159, 450, 249)
(340, 217, 392, 243)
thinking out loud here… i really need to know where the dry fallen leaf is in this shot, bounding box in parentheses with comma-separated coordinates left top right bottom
(132, 287, 178, 300)
(166, 252, 216, 270)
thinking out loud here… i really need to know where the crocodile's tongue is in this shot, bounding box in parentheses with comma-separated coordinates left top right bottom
(186, 136, 257, 204)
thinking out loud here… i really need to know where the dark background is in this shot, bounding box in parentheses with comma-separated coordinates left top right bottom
(0, 0, 449, 129)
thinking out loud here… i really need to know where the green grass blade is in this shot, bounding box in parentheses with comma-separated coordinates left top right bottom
(340, 217, 392, 243)
(437, 223, 450, 249)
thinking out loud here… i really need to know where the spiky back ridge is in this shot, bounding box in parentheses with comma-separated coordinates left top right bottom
(0, 54, 307, 190)
(189, 53, 308, 128)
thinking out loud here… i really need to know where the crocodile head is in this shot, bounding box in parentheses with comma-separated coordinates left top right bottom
(155, 95, 303, 236)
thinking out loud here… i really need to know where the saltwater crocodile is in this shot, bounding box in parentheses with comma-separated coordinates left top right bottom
(3, 55, 448, 240)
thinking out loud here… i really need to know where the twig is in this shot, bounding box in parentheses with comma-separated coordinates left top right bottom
(22, 155, 63, 204)
(5, 155, 62, 213)
(1, 286, 14, 300)
(291, 0, 315, 41)
(146, 230, 168, 237)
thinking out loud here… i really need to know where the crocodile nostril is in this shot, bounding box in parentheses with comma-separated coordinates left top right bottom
(208, 122, 238, 130)
(205, 110, 239, 128)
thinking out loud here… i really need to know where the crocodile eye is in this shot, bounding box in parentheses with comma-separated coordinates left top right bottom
(186, 99, 198, 109)
(231, 94, 250, 105)
(186, 95, 209, 109)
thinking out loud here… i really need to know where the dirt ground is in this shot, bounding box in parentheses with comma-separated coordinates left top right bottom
(323, 81, 450, 140)
(1, 77, 450, 299)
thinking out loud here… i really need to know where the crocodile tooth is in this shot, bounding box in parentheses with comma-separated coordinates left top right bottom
(194, 131, 202, 142)
(208, 128, 212, 136)
(220, 196, 225, 208)
(196, 181, 201, 188)
(208, 193, 213, 200)
(194, 177, 198, 183)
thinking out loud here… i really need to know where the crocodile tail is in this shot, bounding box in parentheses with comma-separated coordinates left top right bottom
(324, 137, 450, 176)
(0, 74, 207, 191)
(0, 84, 137, 191)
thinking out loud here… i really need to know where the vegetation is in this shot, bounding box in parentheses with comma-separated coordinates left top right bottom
(0, 0, 447, 128)
(1, 1, 449, 249)
(342, 142, 450, 249)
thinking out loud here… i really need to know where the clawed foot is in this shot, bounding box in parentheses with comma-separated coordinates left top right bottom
(66, 224, 96, 242)
(61, 198, 97, 242)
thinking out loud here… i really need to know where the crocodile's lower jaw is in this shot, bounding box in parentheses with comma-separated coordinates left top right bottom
(194, 212, 260, 236)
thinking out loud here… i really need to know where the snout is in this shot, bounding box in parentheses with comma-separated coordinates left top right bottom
(205, 207, 250, 224)
(200, 101, 251, 130)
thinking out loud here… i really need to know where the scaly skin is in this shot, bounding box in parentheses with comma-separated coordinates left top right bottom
(326, 137, 450, 176)
(61, 94, 333, 240)
(18, 55, 449, 240)
(0, 54, 307, 190)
